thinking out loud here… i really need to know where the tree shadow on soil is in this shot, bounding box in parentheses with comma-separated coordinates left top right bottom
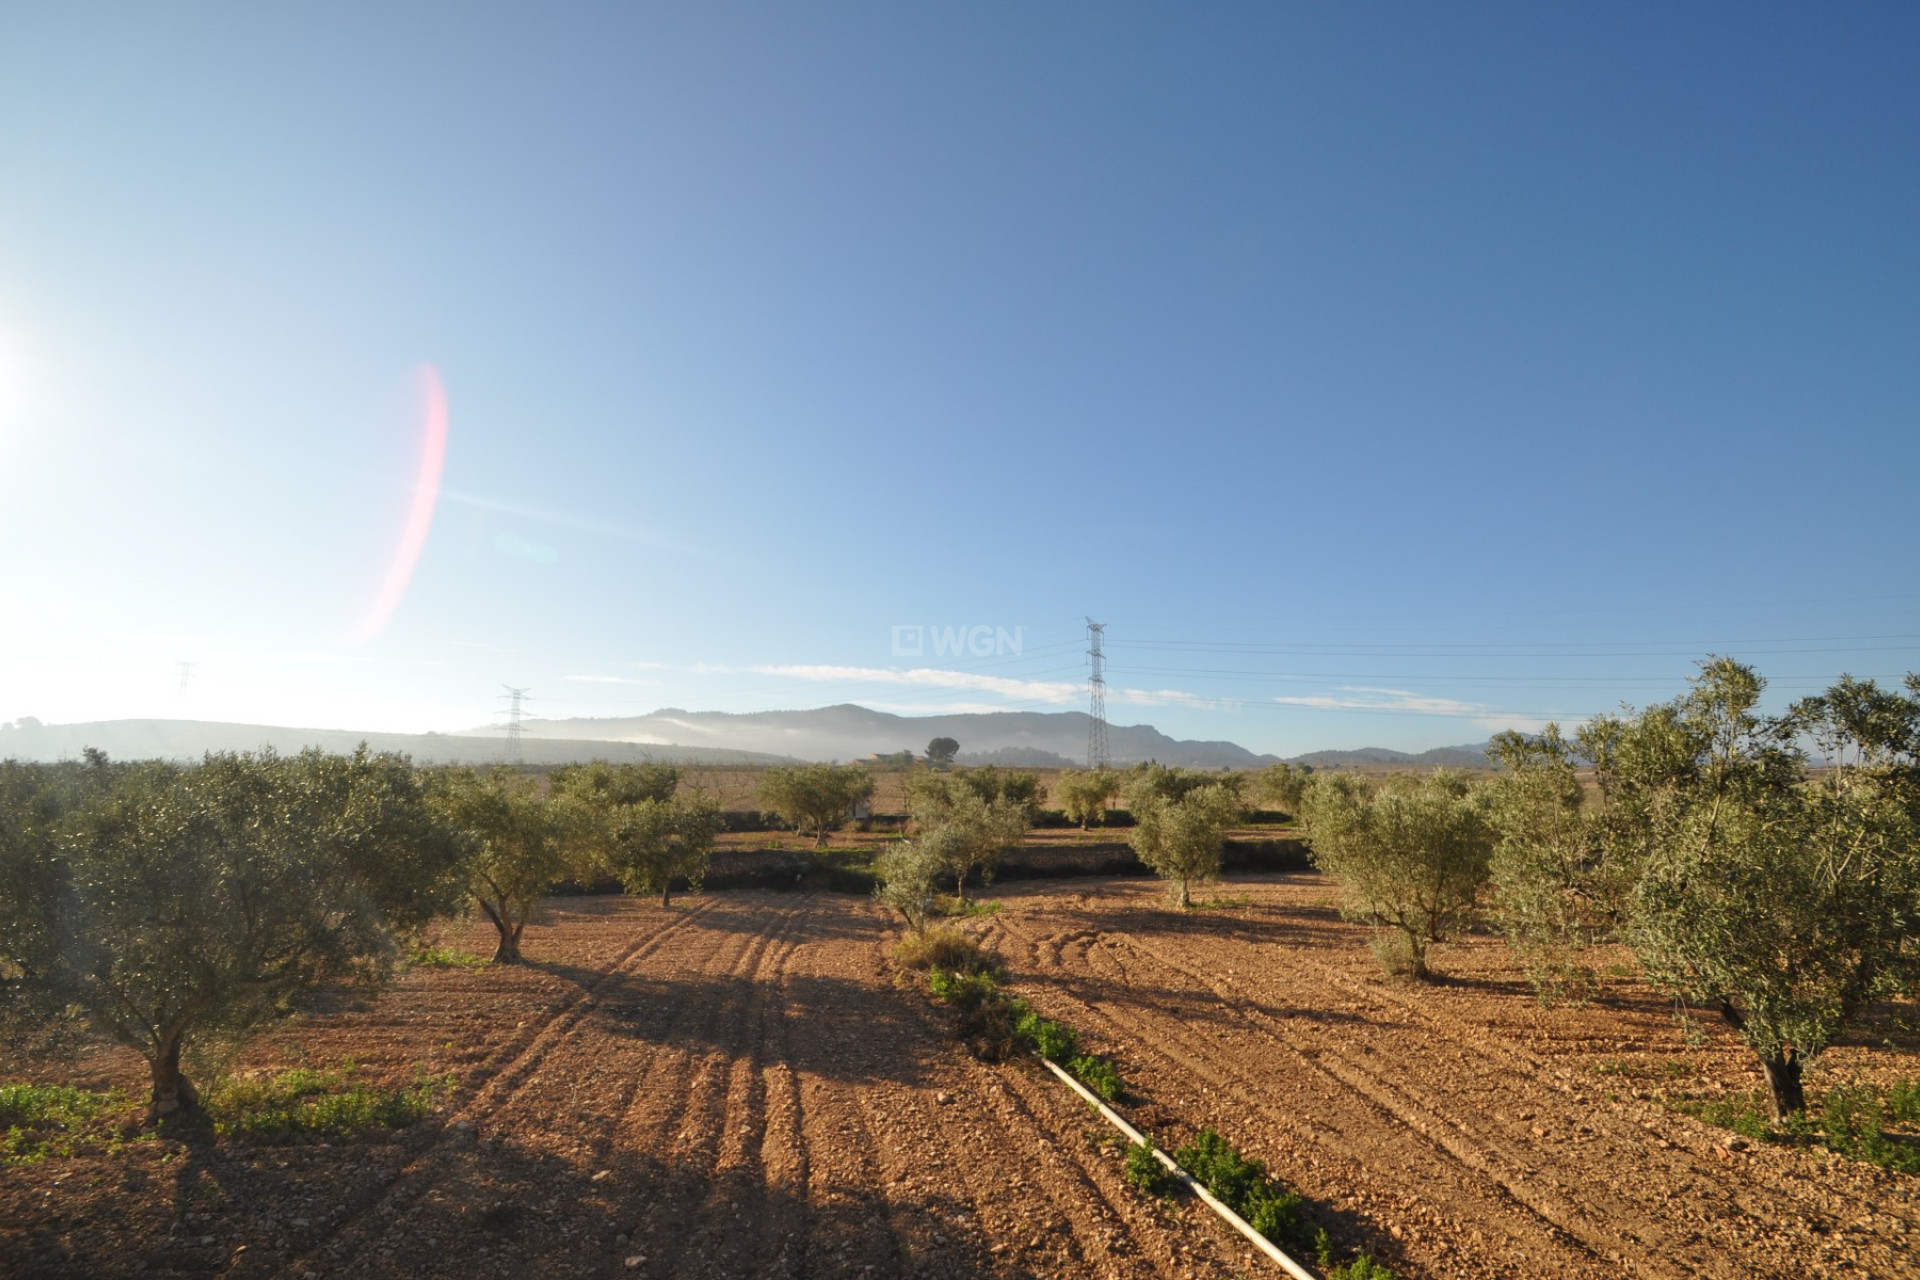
(1077, 899, 1354, 950)
(7, 1121, 1037, 1280)
(532, 967, 942, 1088)
(1014, 969, 1387, 1030)
(652, 896, 889, 944)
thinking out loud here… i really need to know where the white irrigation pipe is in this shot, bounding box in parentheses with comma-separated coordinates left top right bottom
(1036, 1056, 1320, 1280)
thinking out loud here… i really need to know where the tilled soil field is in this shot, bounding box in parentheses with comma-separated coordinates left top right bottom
(976, 876, 1919, 1280)
(3, 892, 1263, 1280)
(3, 875, 1915, 1280)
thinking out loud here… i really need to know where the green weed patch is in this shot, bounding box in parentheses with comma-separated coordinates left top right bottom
(1670, 1078, 1920, 1174)
(0, 1082, 137, 1164)
(409, 946, 488, 969)
(209, 1061, 453, 1139)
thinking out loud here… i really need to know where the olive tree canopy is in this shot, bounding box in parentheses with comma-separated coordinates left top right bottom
(2, 748, 463, 1119)
(1127, 780, 1240, 908)
(1299, 769, 1493, 978)
(759, 764, 874, 846)
(1604, 661, 1920, 1118)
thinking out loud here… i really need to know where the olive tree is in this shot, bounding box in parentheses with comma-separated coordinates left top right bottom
(951, 766, 1044, 821)
(620, 797, 724, 906)
(759, 764, 874, 846)
(1055, 769, 1121, 829)
(873, 838, 945, 935)
(1299, 770, 1493, 978)
(0, 760, 92, 1054)
(549, 760, 679, 807)
(908, 777, 1029, 904)
(1251, 762, 1313, 816)
(1126, 763, 1245, 811)
(1483, 726, 1631, 1000)
(3, 750, 461, 1119)
(431, 767, 573, 964)
(1604, 661, 1920, 1119)
(1127, 781, 1240, 907)
(551, 760, 720, 905)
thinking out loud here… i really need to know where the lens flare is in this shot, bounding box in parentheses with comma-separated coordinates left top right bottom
(355, 364, 448, 642)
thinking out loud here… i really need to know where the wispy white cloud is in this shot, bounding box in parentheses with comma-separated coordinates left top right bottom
(752, 664, 1084, 704)
(1273, 685, 1489, 717)
(1113, 687, 1233, 711)
(1273, 685, 1565, 736)
(750, 663, 1226, 713)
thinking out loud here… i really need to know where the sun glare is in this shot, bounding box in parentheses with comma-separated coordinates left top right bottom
(352, 364, 449, 642)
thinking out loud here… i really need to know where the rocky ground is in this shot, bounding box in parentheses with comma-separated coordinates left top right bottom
(977, 876, 1920, 1279)
(3, 876, 1916, 1279)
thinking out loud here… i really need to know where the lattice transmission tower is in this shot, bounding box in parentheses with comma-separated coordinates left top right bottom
(1085, 618, 1109, 770)
(500, 686, 533, 764)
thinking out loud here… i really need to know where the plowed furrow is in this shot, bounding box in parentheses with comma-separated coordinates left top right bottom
(282, 898, 737, 1279)
(1125, 917, 1918, 1275)
(985, 911, 1610, 1279)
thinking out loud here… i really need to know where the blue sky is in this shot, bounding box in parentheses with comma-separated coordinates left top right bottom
(2, 4, 1916, 756)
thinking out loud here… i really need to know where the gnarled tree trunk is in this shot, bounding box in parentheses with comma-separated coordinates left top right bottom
(1762, 1051, 1805, 1119)
(480, 899, 524, 964)
(147, 1027, 199, 1121)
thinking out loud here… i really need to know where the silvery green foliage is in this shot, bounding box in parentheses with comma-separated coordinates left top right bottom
(7, 749, 461, 1117)
(552, 761, 722, 908)
(873, 837, 945, 934)
(1298, 769, 1493, 978)
(1128, 781, 1240, 908)
(434, 766, 573, 964)
(909, 779, 1029, 903)
(1484, 726, 1625, 1002)
(759, 763, 875, 846)
(1054, 768, 1121, 828)
(1606, 660, 1920, 1118)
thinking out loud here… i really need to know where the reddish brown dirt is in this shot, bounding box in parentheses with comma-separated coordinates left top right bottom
(6, 876, 1916, 1280)
(1, 893, 1259, 1280)
(975, 875, 1920, 1279)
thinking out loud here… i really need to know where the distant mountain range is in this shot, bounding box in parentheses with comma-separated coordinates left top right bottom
(486, 704, 1287, 769)
(1289, 743, 1497, 770)
(1, 707, 1496, 772)
(0, 718, 797, 767)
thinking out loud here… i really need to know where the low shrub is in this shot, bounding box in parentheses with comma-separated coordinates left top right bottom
(1124, 1139, 1173, 1196)
(1014, 1008, 1079, 1062)
(926, 967, 999, 1009)
(1069, 1054, 1124, 1102)
(1821, 1085, 1920, 1174)
(1887, 1077, 1920, 1124)
(896, 927, 999, 976)
(926, 967, 1023, 1059)
(1670, 1080, 1920, 1175)
(921, 962, 1124, 1095)
(1328, 1256, 1401, 1280)
(1173, 1126, 1308, 1249)
(1366, 931, 1422, 979)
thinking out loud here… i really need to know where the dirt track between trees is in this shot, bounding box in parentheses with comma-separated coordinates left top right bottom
(3, 876, 1915, 1279)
